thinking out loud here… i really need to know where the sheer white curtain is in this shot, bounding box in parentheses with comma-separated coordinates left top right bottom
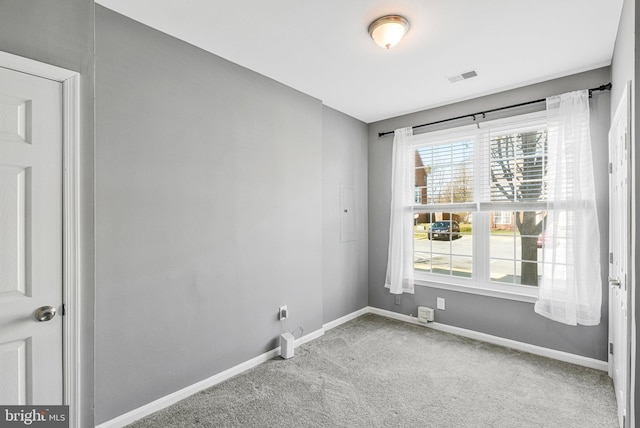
(534, 90, 602, 325)
(385, 127, 415, 294)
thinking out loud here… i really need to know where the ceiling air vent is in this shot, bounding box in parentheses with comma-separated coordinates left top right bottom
(447, 70, 478, 83)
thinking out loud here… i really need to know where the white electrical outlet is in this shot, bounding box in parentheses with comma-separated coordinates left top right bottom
(279, 305, 288, 320)
(437, 297, 445, 310)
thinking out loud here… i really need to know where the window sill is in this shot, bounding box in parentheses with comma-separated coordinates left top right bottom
(414, 276, 538, 304)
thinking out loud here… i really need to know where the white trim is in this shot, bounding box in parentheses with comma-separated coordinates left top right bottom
(606, 81, 633, 427)
(0, 51, 82, 428)
(96, 326, 325, 428)
(368, 307, 424, 326)
(414, 278, 538, 303)
(62, 74, 82, 428)
(369, 307, 608, 371)
(0, 50, 78, 81)
(323, 307, 370, 331)
(293, 327, 324, 348)
(97, 305, 609, 427)
(96, 348, 282, 428)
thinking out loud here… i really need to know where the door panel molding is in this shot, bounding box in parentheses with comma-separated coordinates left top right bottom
(609, 80, 632, 428)
(0, 50, 82, 428)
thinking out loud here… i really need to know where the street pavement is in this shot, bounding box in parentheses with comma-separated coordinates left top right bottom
(414, 234, 543, 283)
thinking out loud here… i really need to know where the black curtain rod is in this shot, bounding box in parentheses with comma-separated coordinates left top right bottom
(378, 83, 612, 138)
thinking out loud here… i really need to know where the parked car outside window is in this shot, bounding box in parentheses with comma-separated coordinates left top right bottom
(428, 220, 462, 240)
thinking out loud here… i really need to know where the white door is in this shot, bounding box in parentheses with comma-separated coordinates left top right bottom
(608, 82, 631, 428)
(0, 66, 63, 404)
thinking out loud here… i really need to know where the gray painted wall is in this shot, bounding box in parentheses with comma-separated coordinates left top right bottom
(0, 1, 95, 427)
(611, 0, 636, 425)
(0, 1, 625, 424)
(95, 6, 326, 423)
(322, 106, 369, 323)
(368, 68, 611, 361)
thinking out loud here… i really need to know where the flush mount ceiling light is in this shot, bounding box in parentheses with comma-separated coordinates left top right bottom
(368, 15, 410, 49)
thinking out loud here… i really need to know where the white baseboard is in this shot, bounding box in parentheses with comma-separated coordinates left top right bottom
(294, 327, 324, 347)
(368, 307, 423, 326)
(98, 305, 606, 427)
(96, 327, 324, 428)
(323, 307, 369, 331)
(368, 307, 609, 372)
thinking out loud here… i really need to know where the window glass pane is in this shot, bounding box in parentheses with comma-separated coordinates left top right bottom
(451, 256, 473, 278)
(491, 261, 543, 285)
(492, 211, 511, 225)
(490, 259, 515, 283)
(490, 233, 515, 261)
(414, 248, 431, 272)
(455, 224, 473, 257)
(490, 130, 548, 203)
(413, 213, 431, 272)
(519, 234, 540, 263)
(431, 252, 451, 276)
(542, 261, 568, 282)
(517, 262, 543, 286)
(413, 212, 471, 277)
(415, 141, 473, 205)
(489, 210, 546, 286)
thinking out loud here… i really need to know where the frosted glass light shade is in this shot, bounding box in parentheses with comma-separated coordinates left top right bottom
(368, 15, 409, 49)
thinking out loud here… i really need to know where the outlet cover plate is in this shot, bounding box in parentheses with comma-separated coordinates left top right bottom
(437, 297, 445, 310)
(279, 305, 288, 320)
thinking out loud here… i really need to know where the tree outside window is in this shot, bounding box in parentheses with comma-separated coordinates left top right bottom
(490, 131, 548, 286)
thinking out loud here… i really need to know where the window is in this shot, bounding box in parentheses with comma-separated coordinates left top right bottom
(414, 213, 471, 278)
(492, 211, 511, 225)
(411, 112, 549, 296)
(414, 141, 474, 205)
(489, 210, 547, 286)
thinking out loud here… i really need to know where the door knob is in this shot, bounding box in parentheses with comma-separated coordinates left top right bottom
(34, 306, 56, 322)
(609, 277, 621, 287)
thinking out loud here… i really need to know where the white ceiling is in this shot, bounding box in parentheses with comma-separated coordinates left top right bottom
(96, 0, 624, 123)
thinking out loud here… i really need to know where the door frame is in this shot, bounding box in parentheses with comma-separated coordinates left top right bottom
(0, 50, 82, 428)
(608, 81, 633, 428)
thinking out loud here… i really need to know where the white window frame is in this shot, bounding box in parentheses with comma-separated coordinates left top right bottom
(409, 111, 549, 303)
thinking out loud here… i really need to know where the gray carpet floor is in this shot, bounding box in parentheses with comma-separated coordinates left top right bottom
(127, 314, 618, 428)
